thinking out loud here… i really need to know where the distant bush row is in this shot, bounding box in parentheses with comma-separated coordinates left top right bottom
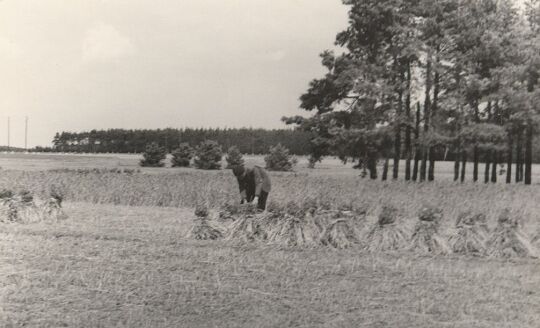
(140, 140, 297, 171)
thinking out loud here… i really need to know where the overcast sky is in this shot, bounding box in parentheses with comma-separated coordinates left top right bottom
(0, 0, 348, 147)
(1, 1, 527, 148)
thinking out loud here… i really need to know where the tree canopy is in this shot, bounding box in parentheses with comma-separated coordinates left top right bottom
(285, 0, 540, 184)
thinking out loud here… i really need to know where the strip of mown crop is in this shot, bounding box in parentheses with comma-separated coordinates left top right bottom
(0, 170, 537, 226)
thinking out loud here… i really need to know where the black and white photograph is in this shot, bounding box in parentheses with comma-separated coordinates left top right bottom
(1, 0, 540, 327)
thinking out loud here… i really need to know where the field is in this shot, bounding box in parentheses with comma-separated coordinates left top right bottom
(1, 153, 540, 327)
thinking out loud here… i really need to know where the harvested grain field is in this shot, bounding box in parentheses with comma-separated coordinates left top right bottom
(1, 202, 539, 328)
(0, 155, 539, 327)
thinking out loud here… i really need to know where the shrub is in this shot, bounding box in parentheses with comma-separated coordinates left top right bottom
(264, 143, 297, 171)
(307, 155, 319, 169)
(139, 142, 167, 167)
(171, 143, 194, 167)
(225, 146, 244, 169)
(194, 140, 222, 170)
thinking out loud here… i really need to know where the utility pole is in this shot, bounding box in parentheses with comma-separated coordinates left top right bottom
(25, 116, 28, 151)
(7, 116, 10, 152)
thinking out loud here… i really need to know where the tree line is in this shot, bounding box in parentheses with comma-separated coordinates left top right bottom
(47, 128, 312, 155)
(284, 0, 540, 184)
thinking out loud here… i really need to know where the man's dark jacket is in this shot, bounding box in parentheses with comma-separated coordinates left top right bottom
(237, 166, 271, 200)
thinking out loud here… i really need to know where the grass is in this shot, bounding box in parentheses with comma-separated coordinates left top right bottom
(0, 153, 539, 327)
(0, 169, 539, 232)
(2, 202, 539, 328)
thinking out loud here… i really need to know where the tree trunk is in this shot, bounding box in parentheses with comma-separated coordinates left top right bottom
(412, 150, 419, 181)
(420, 149, 427, 182)
(382, 157, 389, 181)
(393, 69, 403, 180)
(491, 151, 498, 183)
(473, 146, 479, 182)
(519, 151, 524, 181)
(506, 135, 513, 184)
(454, 154, 460, 181)
(473, 102, 479, 182)
(428, 52, 440, 182)
(460, 150, 467, 183)
(412, 102, 421, 181)
(405, 62, 412, 181)
(368, 155, 377, 180)
(524, 69, 537, 185)
(428, 154, 435, 181)
(516, 130, 523, 182)
(405, 145, 412, 180)
(392, 120, 401, 180)
(421, 54, 432, 182)
(525, 124, 533, 185)
(484, 150, 491, 184)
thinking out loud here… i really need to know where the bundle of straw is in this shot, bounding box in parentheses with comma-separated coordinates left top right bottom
(187, 204, 224, 240)
(448, 211, 489, 255)
(409, 206, 450, 255)
(188, 218, 224, 240)
(218, 202, 241, 221)
(486, 209, 538, 258)
(266, 213, 322, 247)
(0, 195, 19, 223)
(364, 205, 408, 252)
(320, 218, 360, 249)
(226, 204, 267, 242)
(39, 197, 68, 222)
(0, 190, 66, 223)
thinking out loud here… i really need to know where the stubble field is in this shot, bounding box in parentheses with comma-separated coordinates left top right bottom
(1, 153, 539, 327)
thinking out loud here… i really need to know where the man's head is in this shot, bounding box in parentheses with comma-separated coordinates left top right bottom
(232, 165, 246, 178)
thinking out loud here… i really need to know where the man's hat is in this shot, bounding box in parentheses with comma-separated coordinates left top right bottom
(232, 165, 245, 177)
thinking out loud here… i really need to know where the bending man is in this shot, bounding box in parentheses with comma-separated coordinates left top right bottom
(232, 165, 271, 210)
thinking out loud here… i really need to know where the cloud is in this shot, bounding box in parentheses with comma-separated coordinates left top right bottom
(82, 23, 134, 62)
(0, 37, 21, 59)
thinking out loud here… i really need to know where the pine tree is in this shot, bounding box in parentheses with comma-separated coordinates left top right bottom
(194, 140, 222, 170)
(171, 143, 193, 167)
(139, 142, 167, 167)
(264, 143, 296, 171)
